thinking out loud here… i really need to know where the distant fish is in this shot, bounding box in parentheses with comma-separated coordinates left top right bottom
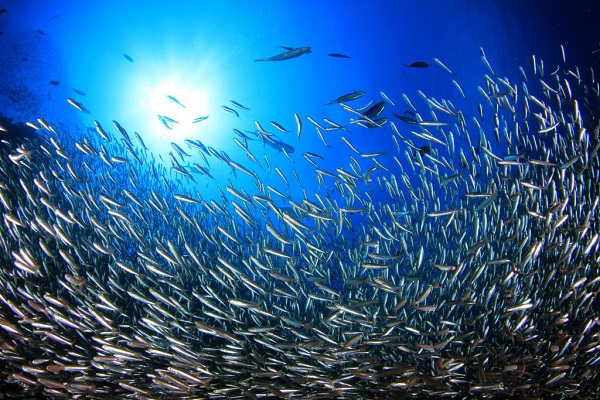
(264, 136, 295, 154)
(171, 142, 191, 158)
(363, 101, 385, 119)
(49, 80, 60, 86)
(255, 46, 312, 62)
(122, 53, 133, 62)
(233, 129, 255, 141)
(326, 90, 365, 105)
(433, 57, 453, 74)
(222, 105, 239, 117)
(72, 88, 86, 96)
(379, 91, 395, 106)
(67, 98, 90, 114)
(393, 113, 418, 124)
(403, 61, 429, 68)
(48, 11, 67, 21)
(184, 139, 209, 153)
(328, 53, 352, 58)
(230, 100, 251, 110)
(167, 95, 186, 108)
(112, 120, 130, 143)
(191, 116, 209, 123)
(294, 113, 302, 139)
(248, 131, 295, 153)
(157, 115, 179, 129)
(0, 9, 6, 15)
(413, 145, 432, 157)
(36, 29, 45, 35)
(270, 121, 290, 133)
(134, 131, 148, 150)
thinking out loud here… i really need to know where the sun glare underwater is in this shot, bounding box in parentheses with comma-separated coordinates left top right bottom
(0, 1, 599, 398)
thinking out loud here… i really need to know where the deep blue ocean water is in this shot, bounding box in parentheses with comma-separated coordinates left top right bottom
(2, 1, 598, 207)
(0, 2, 599, 397)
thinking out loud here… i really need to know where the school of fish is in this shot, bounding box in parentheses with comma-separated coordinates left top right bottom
(0, 45, 599, 399)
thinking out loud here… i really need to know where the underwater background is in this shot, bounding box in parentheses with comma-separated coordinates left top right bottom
(0, 0, 599, 398)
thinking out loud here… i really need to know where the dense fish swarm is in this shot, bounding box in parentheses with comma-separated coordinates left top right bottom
(0, 49, 599, 399)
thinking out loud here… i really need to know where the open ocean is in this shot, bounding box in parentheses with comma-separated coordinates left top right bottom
(0, 1, 599, 398)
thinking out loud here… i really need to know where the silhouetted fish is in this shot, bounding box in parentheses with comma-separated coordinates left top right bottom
(167, 95, 186, 108)
(191, 116, 209, 123)
(49, 80, 60, 86)
(264, 136, 295, 153)
(255, 46, 312, 62)
(222, 105, 239, 117)
(48, 11, 67, 21)
(122, 53, 133, 62)
(413, 145, 432, 157)
(328, 53, 352, 58)
(326, 90, 365, 105)
(364, 101, 385, 119)
(230, 100, 251, 110)
(394, 112, 418, 124)
(403, 61, 429, 68)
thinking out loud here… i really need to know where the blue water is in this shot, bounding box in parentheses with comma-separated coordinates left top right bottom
(1, 1, 598, 242)
(0, 3, 596, 237)
(1, 0, 597, 277)
(0, 1, 599, 396)
(3, 2, 597, 199)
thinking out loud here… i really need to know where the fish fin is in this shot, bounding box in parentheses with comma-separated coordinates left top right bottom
(279, 46, 294, 50)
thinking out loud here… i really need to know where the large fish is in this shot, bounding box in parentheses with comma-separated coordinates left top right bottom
(255, 46, 312, 62)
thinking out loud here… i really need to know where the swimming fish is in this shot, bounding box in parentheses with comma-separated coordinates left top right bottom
(403, 61, 429, 68)
(222, 105, 239, 117)
(191, 116, 209, 123)
(157, 115, 179, 129)
(328, 52, 352, 58)
(394, 112, 418, 124)
(247, 130, 295, 153)
(230, 100, 251, 110)
(167, 95, 186, 108)
(363, 100, 385, 118)
(326, 90, 365, 105)
(263, 135, 295, 153)
(255, 46, 312, 62)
